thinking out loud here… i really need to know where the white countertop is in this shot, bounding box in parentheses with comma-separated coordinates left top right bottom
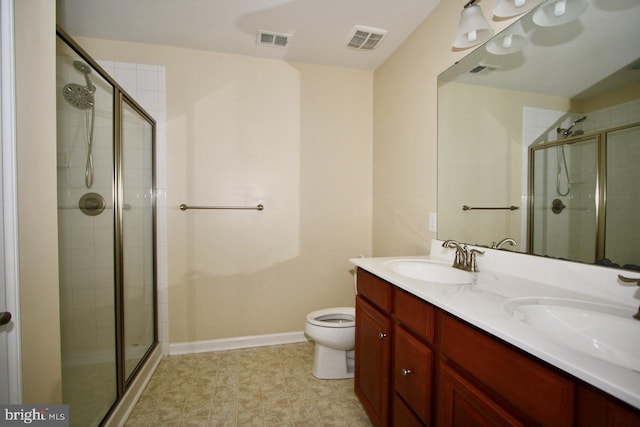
(350, 240, 640, 409)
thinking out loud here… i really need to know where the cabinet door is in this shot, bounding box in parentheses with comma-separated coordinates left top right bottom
(355, 296, 391, 427)
(576, 384, 640, 426)
(394, 394, 425, 427)
(437, 363, 525, 427)
(394, 324, 432, 424)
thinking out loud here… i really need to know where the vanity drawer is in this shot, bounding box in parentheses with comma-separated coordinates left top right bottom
(393, 287, 435, 343)
(356, 268, 392, 313)
(394, 323, 433, 424)
(439, 312, 574, 427)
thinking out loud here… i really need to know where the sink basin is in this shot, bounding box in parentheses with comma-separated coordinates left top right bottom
(503, 297, 640, 371)
(383, 259, 475, 284)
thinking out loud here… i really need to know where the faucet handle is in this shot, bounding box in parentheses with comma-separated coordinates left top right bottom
(618, 275, 640, 286)
(468, 248, 484, 272)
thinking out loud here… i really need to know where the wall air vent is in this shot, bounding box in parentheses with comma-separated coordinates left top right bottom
(257, 30, 291, 48)
(345, 26, 387, 50)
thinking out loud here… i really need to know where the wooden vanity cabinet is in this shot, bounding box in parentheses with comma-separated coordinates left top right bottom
(355, 269, 392, 426)
(575, 383, 640, 426)
(438, 311, 575, 427)
(393, 288, 436, 425)
(437, 361, 525, 427)
(354, 268, 640, 427)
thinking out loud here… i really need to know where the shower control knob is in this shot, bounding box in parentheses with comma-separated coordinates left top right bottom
(401, 368, 412, 376)
(378, 332, 387, 340)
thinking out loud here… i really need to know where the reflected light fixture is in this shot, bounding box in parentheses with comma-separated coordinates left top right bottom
(532, 0, 588, 27)
(493, 0, 545, 18)
(452, 0, 495, 49)
(486, 21, 527, 55)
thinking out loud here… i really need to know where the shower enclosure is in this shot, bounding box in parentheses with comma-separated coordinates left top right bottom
(56, 30, 157, 426)
(528, 122, 640, 267)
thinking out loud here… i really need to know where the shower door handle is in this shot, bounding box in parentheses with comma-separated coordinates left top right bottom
(0, 311, 11, 326)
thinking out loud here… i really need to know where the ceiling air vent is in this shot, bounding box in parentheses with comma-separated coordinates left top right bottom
(345, 26, 387, 50)
(469, 63, 502, 74)
(257, 30, 291, 48)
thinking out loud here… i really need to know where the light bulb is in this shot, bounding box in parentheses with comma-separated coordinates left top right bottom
(467, 29, 478, 43)
(554, 0, 566, 17)
(515, 0, 525, 7)
(502, 35, 513, 49)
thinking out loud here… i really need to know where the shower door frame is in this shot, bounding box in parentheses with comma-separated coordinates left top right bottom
(527, 121, 640, 263)
(56, 26, 158, 420)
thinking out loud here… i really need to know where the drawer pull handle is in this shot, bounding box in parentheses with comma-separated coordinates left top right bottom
(378, 332, 387, 339)
(401, 368, 412, 376)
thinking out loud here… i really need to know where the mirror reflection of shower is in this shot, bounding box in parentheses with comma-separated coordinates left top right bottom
(555, 115, 587, 197)
(62, 61, 96, 188)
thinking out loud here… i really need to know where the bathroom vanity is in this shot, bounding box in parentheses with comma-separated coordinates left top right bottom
(352, 241, 640, 426)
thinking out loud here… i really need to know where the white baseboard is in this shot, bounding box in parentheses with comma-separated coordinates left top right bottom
(168, 331, 309, 356)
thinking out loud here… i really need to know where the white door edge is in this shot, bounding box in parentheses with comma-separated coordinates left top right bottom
(1, 0, 22, 404)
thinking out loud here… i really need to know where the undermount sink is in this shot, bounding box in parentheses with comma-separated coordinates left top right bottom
(383, 259, 475, 284)
(503, 297, 640, 372)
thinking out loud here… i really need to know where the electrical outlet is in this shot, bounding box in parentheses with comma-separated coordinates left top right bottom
(429, 212, 437, 232)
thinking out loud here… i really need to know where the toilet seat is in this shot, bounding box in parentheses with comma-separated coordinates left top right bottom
(306, 307, 355, 328)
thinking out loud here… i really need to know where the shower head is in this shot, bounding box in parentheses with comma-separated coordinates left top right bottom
(73, 60, 92, 75)
(557, 115, 588, 138)
(72, 60, 96, 93)
(62, 60, 96, 109)
(62, 83, 94, 110)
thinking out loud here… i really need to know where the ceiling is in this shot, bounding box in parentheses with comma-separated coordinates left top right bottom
(57, 0, 441, 71)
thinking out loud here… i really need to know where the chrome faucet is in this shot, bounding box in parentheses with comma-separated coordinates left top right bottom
(618, 275, 640, 320)
(442, 240, 484, 272)
(491, 237, 517, 250)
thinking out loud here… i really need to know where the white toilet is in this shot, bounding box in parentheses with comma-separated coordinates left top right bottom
(304, 307, 356, 379)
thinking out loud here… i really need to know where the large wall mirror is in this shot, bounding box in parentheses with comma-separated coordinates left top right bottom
(438, 0, 640, 270)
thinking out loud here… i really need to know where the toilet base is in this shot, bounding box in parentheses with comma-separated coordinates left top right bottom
(312, 344, 355, 379)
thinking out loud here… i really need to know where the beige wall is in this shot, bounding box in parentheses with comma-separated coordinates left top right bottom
(438, 82, 571, 247)
(372, 0, 517, 256)
(74, 38, 373, 344)
(15, 0, 62, 403)
(581, 82, 640, 113)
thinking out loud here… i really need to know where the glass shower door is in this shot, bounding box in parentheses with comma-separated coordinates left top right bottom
(56, 38, 117, 427)
(530, 137, 599, 263)
(57, 29, 158, 425)
(604, 125, 640, 267)
(121, 98, 156, 381)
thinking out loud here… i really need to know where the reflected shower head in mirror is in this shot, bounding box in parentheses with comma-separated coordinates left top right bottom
(557, 115, 587, 138)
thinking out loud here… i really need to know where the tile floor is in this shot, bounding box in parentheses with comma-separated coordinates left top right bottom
(124, 342, 373, 426)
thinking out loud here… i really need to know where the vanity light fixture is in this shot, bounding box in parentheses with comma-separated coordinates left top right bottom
(493, 0, 545, 18)
(452, 0, 495, 49)
(532, 0, 588, 27)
